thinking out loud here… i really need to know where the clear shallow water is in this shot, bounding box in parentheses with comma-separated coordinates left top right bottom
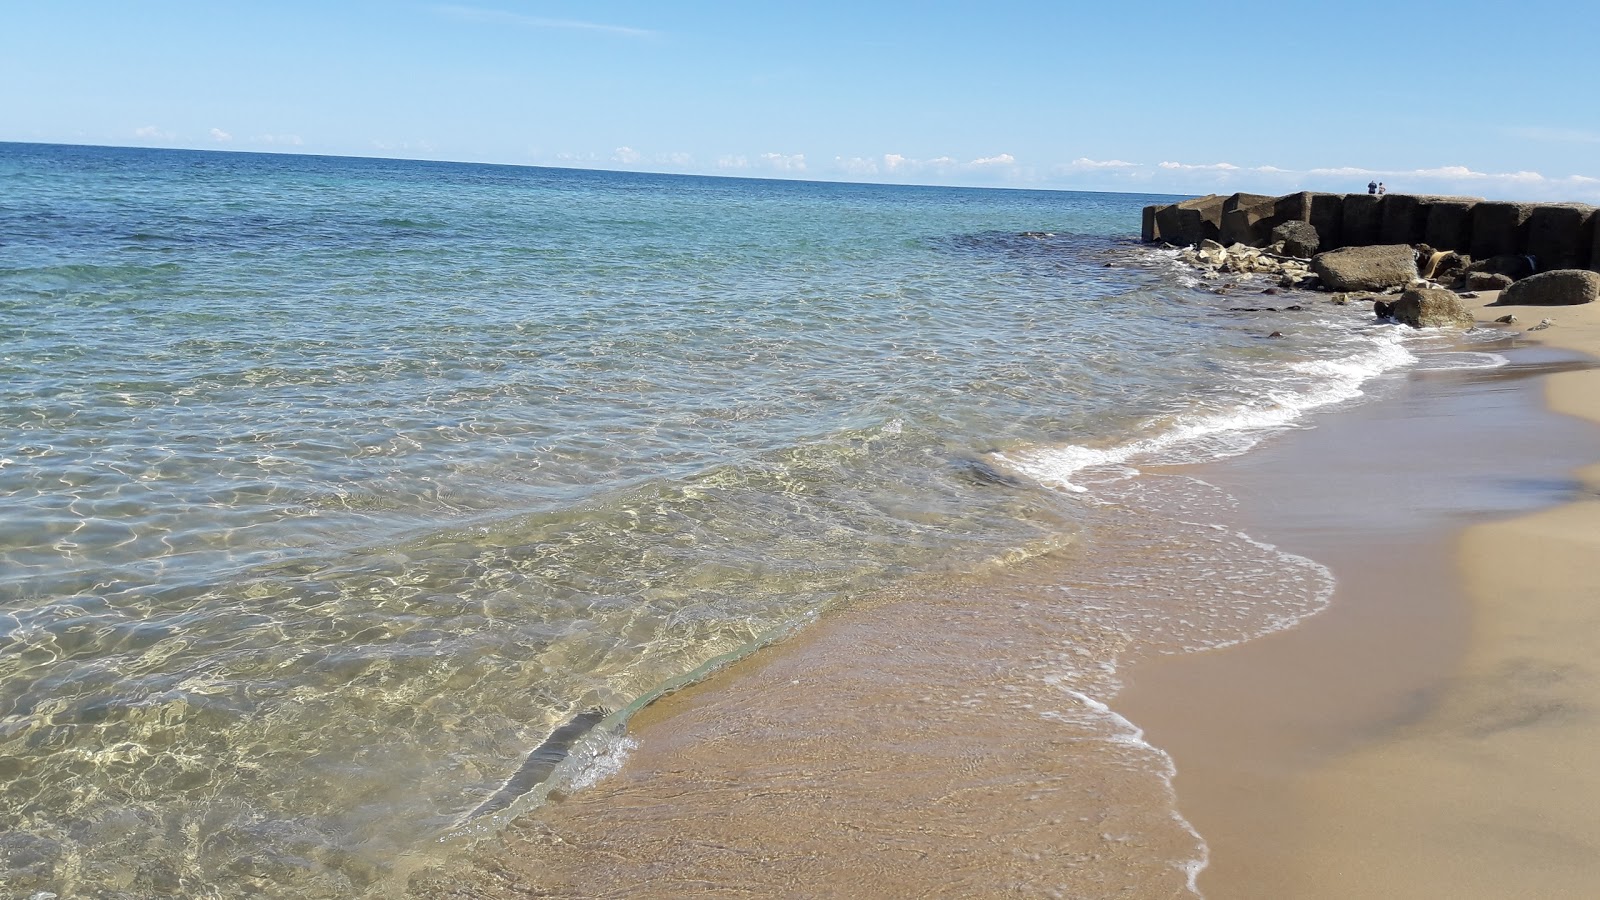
(0, 143, 1487, 897)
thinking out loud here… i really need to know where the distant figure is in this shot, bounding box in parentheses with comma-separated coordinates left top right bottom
(1377, 182, 1387, 195)
(1368, 180, 1378, 194)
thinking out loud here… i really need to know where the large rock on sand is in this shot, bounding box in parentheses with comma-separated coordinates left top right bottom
(1499, 269, 1600, 306)
(1311, 244, 1418, 291)
(1390, 288, 1475, 329)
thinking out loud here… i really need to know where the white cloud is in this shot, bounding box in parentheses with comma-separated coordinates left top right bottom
(133, 125, 172, 140)
(1158, 160, 1240, 171)
(662, 151, 692, 166)
(209, 128, 232, 143)
(835, 156, 879, 175)
(759, 152, 806, 172)
(432, 4, 654, 38)
(717, 155, 750, 170)
(969, 153, 1016, 167)
(612, 146, 642, 164)
(1067, 157, 1138, 169)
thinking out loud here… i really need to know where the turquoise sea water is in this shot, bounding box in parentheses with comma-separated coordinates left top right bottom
(0, 144, 1485, 896)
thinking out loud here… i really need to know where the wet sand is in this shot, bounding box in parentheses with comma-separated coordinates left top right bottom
(1119, 321, 1600, 895)
(411, 293, 1600, 898)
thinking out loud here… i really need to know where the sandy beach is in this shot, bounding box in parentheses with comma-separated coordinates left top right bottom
(410, 291, 1600, 899)
(1139, 290, 1600, 899)
(1119, 288, 1600, 897)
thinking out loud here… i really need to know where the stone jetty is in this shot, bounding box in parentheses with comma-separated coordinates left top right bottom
(1142, 192, 1600, 274)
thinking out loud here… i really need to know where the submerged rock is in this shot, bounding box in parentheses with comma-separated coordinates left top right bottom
(1311, 245, 1419, 291)
(1499, 269, 1600, 306)
(1390, 287, 1475, 329)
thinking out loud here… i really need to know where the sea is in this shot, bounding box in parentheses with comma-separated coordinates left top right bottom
(0, 143, 1505, 897)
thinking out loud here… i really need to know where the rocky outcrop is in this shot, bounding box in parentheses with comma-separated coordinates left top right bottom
(1220, 193, 1283, 246)
(1424, 200, 1475, 252)
(1525, 204, 1596, 272)
(1154, 195, 1226, 246)
(1177, 240, 1314, 283)
(1470, 202, 1535, 260)
(1380, 194, 1434, 246)
(1499, 269, 1600, 306)
(1271, 220, 1320, 258)
(1341, 194, 1385, 247)
(1311, 245, 1418, 291)
(1390, 288, 1475, 328)
(1470, 254, 1536, 280)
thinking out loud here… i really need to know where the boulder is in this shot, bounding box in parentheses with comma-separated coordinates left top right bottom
(1470, 201, 1535, 259)
(1423, 250, 1471, 283)
(1270, 220, 1320, 257)
(1464, 271, 1514, 292)
(1391, 288, 1475, 329)
(1311, 244, 1418, 291)
(1341, 193, 1385, 247)
(1276, 192, 1345, 250)
(1220, 193, 1284, 247)
(1142, 205, 1161, 242)
(1469, 254, 1536, 279)
(1499, 269, 1600, 306)
(1155, 194, 1226, 247)
(1380, 194, 1433, 246)
(1424, 199, 1476, 253)
(1524, 204, 1595, 271)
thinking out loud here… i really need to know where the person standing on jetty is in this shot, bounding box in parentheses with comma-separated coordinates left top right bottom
(1377, 182, 1387, 195)
(1368, 180, 1378, 194)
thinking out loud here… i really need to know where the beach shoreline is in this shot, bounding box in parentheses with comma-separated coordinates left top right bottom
(1120, 290, 1600, 897)
(408, 290, 1600, 897)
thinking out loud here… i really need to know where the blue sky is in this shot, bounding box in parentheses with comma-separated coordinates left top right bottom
(6, 1, 1600, 200)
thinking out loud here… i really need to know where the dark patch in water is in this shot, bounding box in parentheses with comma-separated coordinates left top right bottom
(466, 708, 609, 820)
(954, 456, 1025, 489)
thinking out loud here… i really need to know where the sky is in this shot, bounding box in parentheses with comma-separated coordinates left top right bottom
(6, 1, 1600, 200)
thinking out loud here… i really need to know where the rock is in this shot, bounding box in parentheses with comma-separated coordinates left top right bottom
(1156, 195, 1226, 246)
(1374, 298, 1395, 318)
(1268, 331, 1285, 338)
(1275, 192, 1344, 249)
(1424, 199, 1477, 252)
(1499, 269, 1600, 306)
(1528, 318, 1554, 331)
(1525, 204, 1596, 271)
(1262, 287, 1281, 295)
(1271, 220, 1320, 257)
(1391, 288, 1476, 329)
(1464, 271, 1514, 291)
(1142, 205, 1161, 242)
(1341, 193, 1385, 247)
(1311, 244, 1419, 291)
(1423, 250, 1471, 284)
(1494, 314, 1518, 324)
(1380, 194, 1433, 246)
(1470, 254, 1536, 279)
(1221, 193, 1283, 246)
(1470, 201, 1535, 259)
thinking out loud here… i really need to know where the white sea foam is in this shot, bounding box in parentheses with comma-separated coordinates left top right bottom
(996, 327, 1417, 492)
(1411, 350, 1509, 371)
